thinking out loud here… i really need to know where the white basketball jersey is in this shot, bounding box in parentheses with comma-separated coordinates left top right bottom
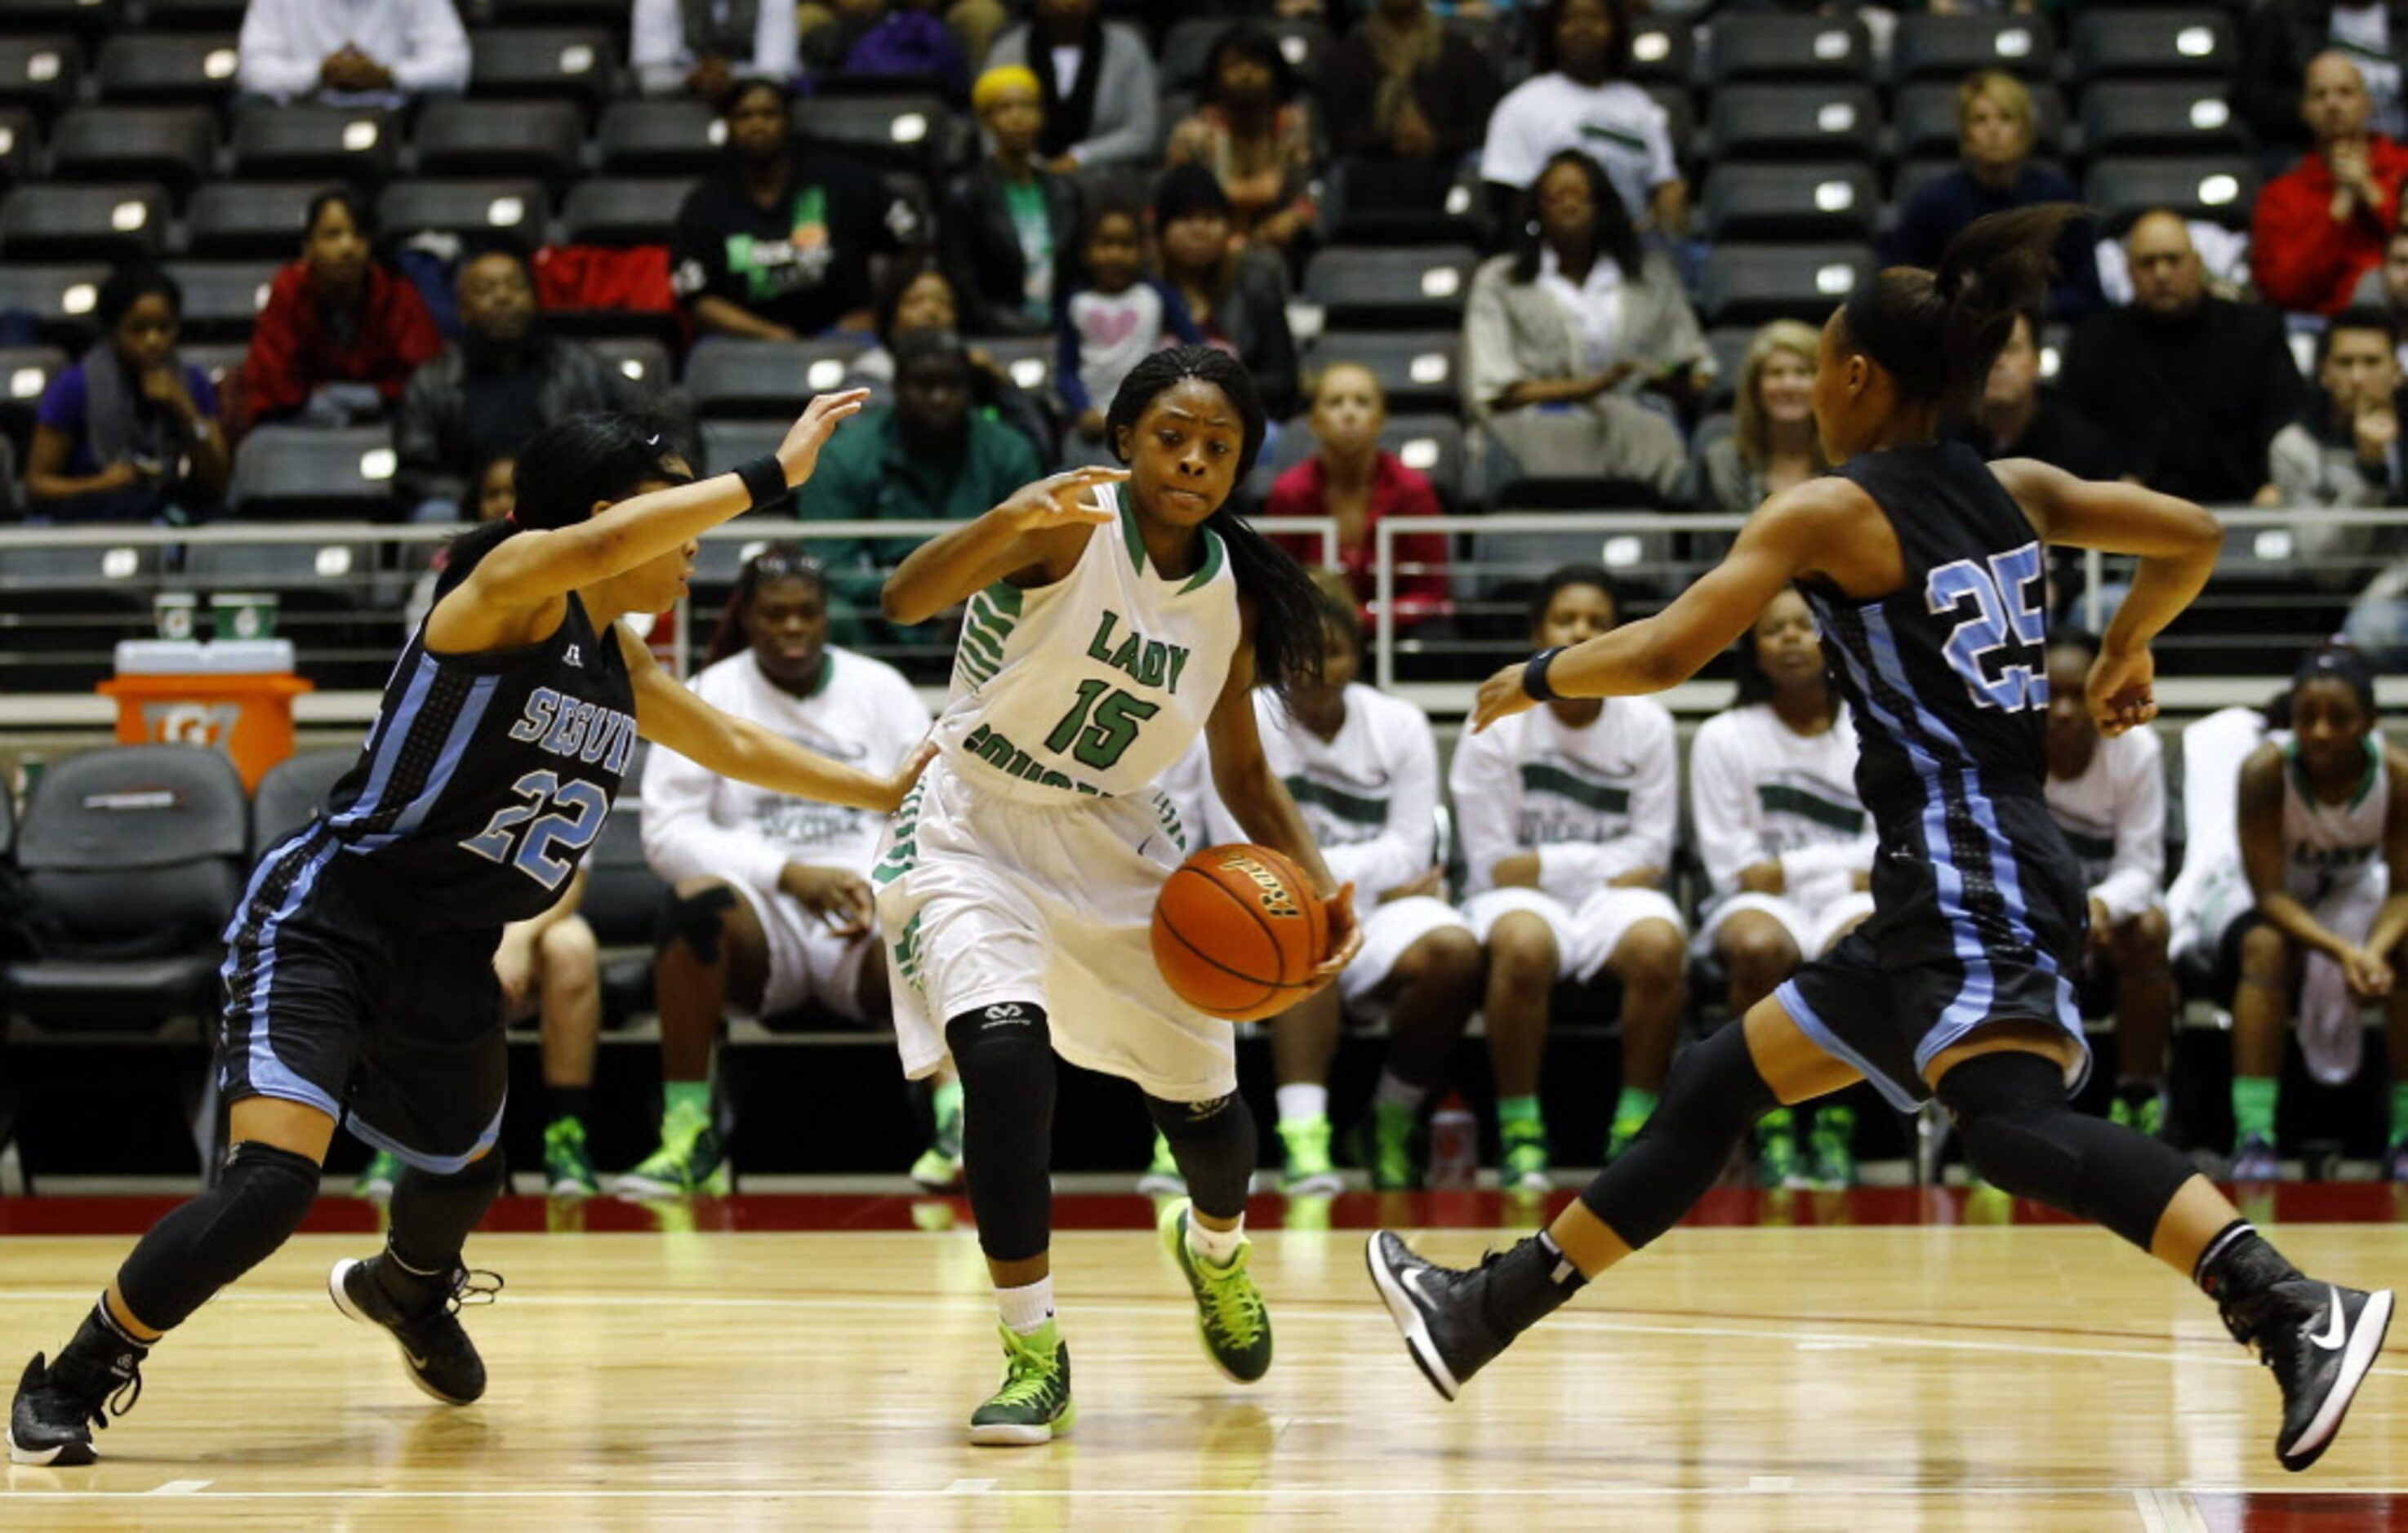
(2282, 738, 2390, 903)
(932, 482, 1241, 802)
(1687, 703, 1870, 902)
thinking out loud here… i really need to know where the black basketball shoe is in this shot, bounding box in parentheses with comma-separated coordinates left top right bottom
(8, 1344, 141, 1466)
(1364, 1230, 1521, 1401)
(2220, 1278, 2394, 1471)
(329, 1255, 503, 1406)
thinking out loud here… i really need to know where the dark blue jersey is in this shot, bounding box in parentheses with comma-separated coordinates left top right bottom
(300, 593, 638, 927)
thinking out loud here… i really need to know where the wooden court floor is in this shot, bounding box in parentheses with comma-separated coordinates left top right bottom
(1, 1194, 2404, 1531)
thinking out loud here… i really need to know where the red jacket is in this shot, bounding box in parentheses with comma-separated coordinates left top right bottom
(241, 261, 444, 429)
(1268, 451, 1454, 633)
(2251, 135, 2408, 315)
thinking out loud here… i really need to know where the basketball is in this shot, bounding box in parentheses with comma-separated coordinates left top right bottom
(1151, 843, 1330, 1021)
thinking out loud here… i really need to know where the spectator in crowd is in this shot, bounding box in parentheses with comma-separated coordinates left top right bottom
(1055, 201, 1204, 446)
(795, 330, 1045, 626)
(941, 65, 1084, 335)
(1324, 0, 1500, 170)
(1698, 319, 1827, 513)
(1886, 70, 2099, 318)
(396, 247, 635, 522)
(2269, 308, 2408, 579)
(2254, 52, 2408, 316)
(626, 546, 950, 1198)
(671, 76, 903, 342)
(799, 0, 970, 96)
(1480, 0, 1686, 236)
(235, 0, 470, 104)
(1954, 309, 2123, 478)
(632, 0, 799, 98)
(26, 266, 228, 526)
(2349, 228, 2408, 353)
(2041, 629, 2174, 1142)
(1688, 589, 1875, 1189)
(986, 0, 1160, 171)
(403, 452, 515, 629)
(1167, 24, 1322, 256)
(1268, 362, 1455, 636)
(1463, 149, 1703, 500)
(800, 0, 1008, 81)
(2240, 0, 2408, 153)
(1152, 165, 1301, 417)
(241, 189, 443, 431)
(2061, 210, 2305, 506)
(852, 259, 1057, 461)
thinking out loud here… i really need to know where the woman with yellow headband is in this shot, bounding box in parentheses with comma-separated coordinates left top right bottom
(941, 64, 1088, 337)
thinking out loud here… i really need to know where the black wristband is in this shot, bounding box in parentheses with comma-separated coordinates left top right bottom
(1523, 646, 1567, 702)
(732, 453, 788, 512)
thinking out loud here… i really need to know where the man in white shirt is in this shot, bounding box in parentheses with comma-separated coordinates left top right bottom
(632, 0, 799, 100)
(237, 0, 470, 104)
(1479, 0, 1686, 234)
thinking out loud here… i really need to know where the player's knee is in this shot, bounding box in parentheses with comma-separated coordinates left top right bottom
(656, 881, 741, 964)
(1398, 926, 1484, 995)
(944, 1002, 1053, 1084)
(1486, 912, 1558, 980)
(1613, 919, 1687, 991)
(2238, 921, 2294, 985)
(1720, 919, 1799, 986)
(541, 913, 599, 971)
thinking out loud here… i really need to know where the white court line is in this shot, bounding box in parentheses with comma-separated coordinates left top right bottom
(943, 1479, 994, 1495)
(6, 1485, 2402, 1504)
(2131, 1486, 2210, 1533)
(143, 1480, 210, 1495)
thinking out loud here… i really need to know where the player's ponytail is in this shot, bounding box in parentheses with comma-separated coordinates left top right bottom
(1104, 346, 1324, 704)
(433, 410, 691, 602)
(1840, 203, 2085, 415)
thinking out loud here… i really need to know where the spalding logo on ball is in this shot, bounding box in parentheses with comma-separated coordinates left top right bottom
(1151, 843, 1329, 1022)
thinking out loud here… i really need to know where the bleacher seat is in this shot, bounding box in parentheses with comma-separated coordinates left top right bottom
(0, 262, 108, 344)
(186, 180, 335, 259)
(1704, 84, 1877, 162)
(1303, 244, 1480, 327)
(486, 0, 635, 26)
(1703, 325, 1756, 408)
(227, 425, 398, 518)
(687, 339, 861, 418)
(1698, 243, 1876, 325)
(182, 537, 380, 653)
(582, 804, 664, 1026)
(1892, 14, 2057, 82)
(177, 340, 246, 403)
(0, 36, 80, 120)
(162, 259, 275, 341)
(2085, 155, 2258, 229)
(466, 28, 618, 111)
(1323, 157, 1484, 246)
(977, 334, 1054, 396)
(414, 98, 584, 188)
(251, 747, 353, 859)
(562, 176, 694, 247)
(596, 98, 721, 176)
(0, 342, 65, 450)
(141, 0, 245, 25)
(1623, 16, 1694, 87)
(2070, 10, 2233, 83)
(1304, 330, 1461, 413)
(0, 0, 123, 42)
(589, 336, 675, 393)
(1700, 162, 1878, 241)
(0, 183, 171, 260)
(229, 104, 399, 184)
(793, 92, 957, 176)
(700, 420, 794, 510)
(377, 177, 551, 242)
(49, 105, 216, 203)
(1892, 81, 2065, 160)
(1159, 16, 1329, 91)
(93, 33, 242, 105)
(2078, 81, 2248, 156)
(0, 107, 35, 189)
(1704, 16, 1872, 84)
(2, 744, 249, 1030)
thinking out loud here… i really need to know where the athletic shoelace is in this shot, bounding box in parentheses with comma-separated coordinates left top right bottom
(1196, 1247, 1266, 1347)
(443, 1268, 505, 1316)
(989, 1333, 1062, 1410)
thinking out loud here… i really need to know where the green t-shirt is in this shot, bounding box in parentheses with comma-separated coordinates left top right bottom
(1000, 180, 1054, 326)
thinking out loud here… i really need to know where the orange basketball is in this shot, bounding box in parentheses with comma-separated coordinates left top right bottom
(1151, 843, 1330, 1022)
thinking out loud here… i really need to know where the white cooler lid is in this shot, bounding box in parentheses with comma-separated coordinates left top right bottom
(114, 638, 299, 675)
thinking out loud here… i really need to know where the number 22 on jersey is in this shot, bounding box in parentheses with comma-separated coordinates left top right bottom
(1927, 541, 2046, 713)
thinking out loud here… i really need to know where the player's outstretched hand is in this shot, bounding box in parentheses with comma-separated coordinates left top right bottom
(776, 389, 872, 483)
(1472, 661, 1541, 732)
(1311, 883, 1361, 984)
(2085, 645, 2157, 737)
(1000, 465, 1128, 533)
(879, 739, 939, 812)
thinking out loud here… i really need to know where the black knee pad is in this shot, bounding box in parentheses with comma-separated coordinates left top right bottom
(116, 1140, 320, 1332)
(1145, 1091, 1256, 1220)
(1578, 1020, 1777, 1249)
(946, 1003, 1057, 1263)
(1938, 1052, 2193, 1251)
(655, 883, 738, 964)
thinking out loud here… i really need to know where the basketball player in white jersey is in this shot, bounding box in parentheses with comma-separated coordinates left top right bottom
(2042, 629, 2172, 1138)
(1689, 589, 1876, 1187)
(1449, 566, 1688, 1190)
(2184, 647, 2408, 1180)
(875, 347, 1359, 1444)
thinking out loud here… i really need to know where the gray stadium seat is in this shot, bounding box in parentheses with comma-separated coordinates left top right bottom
(1623, 16, 1693, 87)
(1891, 81, 2065, 160)
(251, 747, 354, 859)
(228, 426, 399, 518)
(1698, 242, 1876, 325)
(413, 98, 585, 188)
(0, 262, 109, 344)
(1892, 13, 2057, 82)
(181, 537, 381, 653)
(1703, 325, 1755, 407)
(2079, 81, 2248, 156)
(977, 333, 1055, 397)
(93, 33, 243, 105)
(162, 259, 277, 342)
(1303, 330, 1461, 412)
(1322, 156, 1484, 245)
(793, 91, 958, 176)
(700, 420, 793, 510)
(229, 104, 399, 184)
(377, 177, 551, 242)
(0, 107, 35, 189)
(1159, 17, 1329, 91)
(1700, 162, 1878, 241)
(0, 342, 65, 449)
(186, 180, 338, 259)
(0, 0, 123, 41)
(0, 183, 171, 260)
(2085, 155, 2258, 229)
(596, 98, 720, 176)
(687, 339, 861, 419)
(0, 35, 80, 119)
(1704, 16, 1871, 84)
(48, 106, 216, 202)
(2, 744, 250, 1030)
(177, 340, 246, 402)
(562, 176, 695, 247)
(2070, 10, 2232, 83)
(582, 804, 664, 1026)
(589, 336, 676, 393)
(466, 28, 619, 111)
(1303, 244, 1480, 327)
(1704, 85, 1877, 162)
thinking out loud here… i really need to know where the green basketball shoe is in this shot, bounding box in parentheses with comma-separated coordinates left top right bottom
(1278, 1116, 1343, 1194)
(543, 1117, 600, 1199)
(352, 1150, 401, 1202)
(1500, 1119, 1551, 1192)
(1159, 1198, 1272, 1384)
(968, 1320, 1075, 1447)
(615, 1096, 730, 1198)
(1755, 1108, 1805, 1189)
(1808, 1104, 1858, 1189)
(1137, 1131, 1186, 1196)
(1352, 1100, 1419, 1191)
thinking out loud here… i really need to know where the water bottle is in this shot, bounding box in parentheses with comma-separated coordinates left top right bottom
(1427, 1095, 1478, 1189)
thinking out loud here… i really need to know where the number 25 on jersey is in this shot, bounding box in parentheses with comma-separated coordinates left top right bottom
(1927, 542, 2046, 713)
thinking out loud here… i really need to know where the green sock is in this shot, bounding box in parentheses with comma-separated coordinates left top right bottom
(2232, 1077, 2278, 1143)
(933, 1078, 964, 1121)
(1613, 1086, 1659, 1130)
(1497, 1095, 1542, 1133)
(2391, 1083, 2408, 1147)
(664, 1080, 710, 1124)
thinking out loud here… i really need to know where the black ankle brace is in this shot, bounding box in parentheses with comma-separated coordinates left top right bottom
(1480, 1231, 1587, 1339)
(2195, 1220, 2301, 1309)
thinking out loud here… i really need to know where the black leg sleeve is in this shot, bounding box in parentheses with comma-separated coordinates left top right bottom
(946, 1004, 1058, 1263)
(1145, 1091, 1257, 1222)
(1576, 1022, 1779, 1250)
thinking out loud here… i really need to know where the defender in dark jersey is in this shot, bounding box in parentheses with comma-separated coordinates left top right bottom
(11, 393, 932, 1465)
(1367, 208, 2393, 1473)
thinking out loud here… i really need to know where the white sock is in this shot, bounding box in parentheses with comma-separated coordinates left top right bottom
(1373, 1069, 1429, 1114)
(1275, 1083, 1329, 1126)
(1186, 1213, 1244, 1267)
(996, 1277, 1054, 1335)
